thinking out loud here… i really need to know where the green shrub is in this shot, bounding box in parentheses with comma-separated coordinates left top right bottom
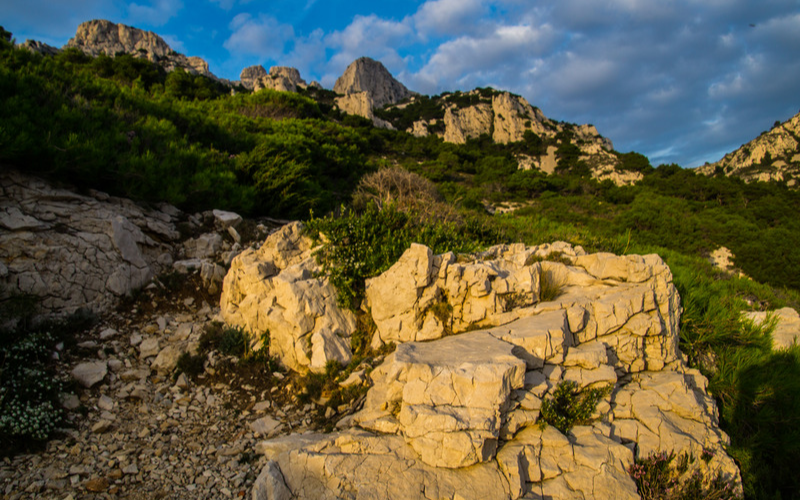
(175, 352, 206, 379)
(0, 330, 66, 444)
(306, 204, 486, 310)
(539, 380, 611, 433)
(218, 326, 248, 357)
(629, 451, 742, 500)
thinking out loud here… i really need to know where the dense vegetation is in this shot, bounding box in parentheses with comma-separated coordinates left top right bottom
(2, 33, 800, 499)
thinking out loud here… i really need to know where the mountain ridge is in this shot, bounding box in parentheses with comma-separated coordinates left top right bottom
(695, 110, 800, 186)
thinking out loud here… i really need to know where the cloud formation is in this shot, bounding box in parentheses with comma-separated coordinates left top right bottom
(127, 0, 183, 27)
(223, 13, 294, 60)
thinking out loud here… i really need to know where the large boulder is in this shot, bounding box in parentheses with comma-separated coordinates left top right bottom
(253, 243, 741, 499)
(220, 222, 356, 373)
(355, 331, 526, 468)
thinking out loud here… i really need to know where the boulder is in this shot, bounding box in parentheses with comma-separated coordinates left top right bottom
(253, 243, 741, 499)
(356, 331, 526, 468)
(220, 222, 356, 373)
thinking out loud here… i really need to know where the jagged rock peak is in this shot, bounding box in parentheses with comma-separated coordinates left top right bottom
(334, 57, 413, 108)
(239, 64, 308, 93)
(696, 110, 800, 186)
(240, 64, 268, 82)
(65, 19, 216, 79)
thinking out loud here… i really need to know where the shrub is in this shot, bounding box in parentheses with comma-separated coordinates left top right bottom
(539, 380, 611, 433)
(0, 330, 66, 444)
(306, 204, 485, 310)
(175, 352, 205, 379)
(629, 451, 742, 500)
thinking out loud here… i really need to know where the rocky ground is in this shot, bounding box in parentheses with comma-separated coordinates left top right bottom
(0, 273, 361, 500)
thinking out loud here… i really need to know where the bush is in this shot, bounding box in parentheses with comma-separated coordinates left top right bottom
(539, 380, 611, 433)
(629, 451, 742, 500)
(0, 329, 66, 446)
(306, 204, 488, 310)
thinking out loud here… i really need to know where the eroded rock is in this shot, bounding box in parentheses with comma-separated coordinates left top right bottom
(220, 222, 356, 373)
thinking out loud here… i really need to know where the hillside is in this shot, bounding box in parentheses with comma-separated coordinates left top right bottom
(696, 110, 800, 184)
(2, 20, 800, 500)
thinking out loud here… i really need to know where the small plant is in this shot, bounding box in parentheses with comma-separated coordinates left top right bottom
(175, 352, 205, 379)
(629, 451, 742, 500)
(538, 380, 611, 433)
(219, 327, 248, 357)
(501, 292, 532, 312)
(0, 330, 66, 445)
(539, 267, 566, 302)
(424, 300, 453, 334)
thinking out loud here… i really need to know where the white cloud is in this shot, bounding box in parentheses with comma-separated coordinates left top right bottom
(413, 23, 557, 92)
(127, 0, 183, 27)
(413, 0, 486, 38)
(223, 13, 294, 60)
(322, 14, 415, 84)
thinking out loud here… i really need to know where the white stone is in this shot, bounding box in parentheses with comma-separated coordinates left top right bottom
(71, 361, 108, 388)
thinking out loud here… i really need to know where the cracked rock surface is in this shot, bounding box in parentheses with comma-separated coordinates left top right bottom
(253, 243, 742, 499)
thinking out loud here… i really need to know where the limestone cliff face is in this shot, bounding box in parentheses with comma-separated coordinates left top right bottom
(65, 19, 218, 80)
(696, 111, 800, 186)
(240, 65, 308, 93)
(334, 57, 413, 109)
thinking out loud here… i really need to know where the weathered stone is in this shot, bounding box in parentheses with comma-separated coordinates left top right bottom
(151, 345, 183, 374)
(334, 57, 412, 109)
(262, 431, 512, 500)
(744, 307, 800, 350)
(221, 222, 356, 373)
(138, 338, 160, 359)
(251, 461, 291, 500)
(356, 331, 525, 468)
(0, 170, 178, 318)
(66, 19, 218, 79)
(71, 361, 108, 388)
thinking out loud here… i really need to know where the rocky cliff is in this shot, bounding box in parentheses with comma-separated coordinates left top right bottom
(696, 110, 800, 185)
(243, 239, 742, 499)
(240, 65, 309, 93)
(395, 89, 635, 186)
(334, 57, 413, 109)
(65, 19, 218, 80)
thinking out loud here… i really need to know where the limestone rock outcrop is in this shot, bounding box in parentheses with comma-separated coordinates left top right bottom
(17, 39, 59, 56)
(697, 111, 800, 186)
(65, 20, 218, 80)
(253, 243, 741, 499)
(220, 222, 356, 373)
(0, 169, 179, 317)
(240, 65, 308, 93)
(399, 89, 632, 187)
(744, 307, 800, 350)
(334, 57, 413, 109)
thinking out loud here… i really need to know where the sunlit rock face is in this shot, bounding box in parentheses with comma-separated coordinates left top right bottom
(251, 243, 741, 499)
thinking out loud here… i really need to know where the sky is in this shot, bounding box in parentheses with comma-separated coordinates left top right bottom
(2, 0, 799, 168)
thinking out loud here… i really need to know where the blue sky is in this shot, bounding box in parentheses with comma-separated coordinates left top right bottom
(2, 0, 799, 168)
